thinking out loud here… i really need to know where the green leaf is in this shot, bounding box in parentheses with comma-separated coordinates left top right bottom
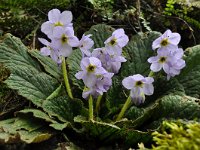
(29, 50, 62, 79)
(85, 24, 114, 48)
(0, 33, 60, 107)
(177, 45, 200, 98)
(155, 95, 200, 120)
(120, 128, 152, 148)
(126, 94, 200, 130)
(49, 122, 70, 131)
(67, 49, 84, 89)
(74, 116, 121, 142)
(5, 67, 59, 106)
(0, 117, 53, 144)
(18, 109, 57, 123)
(13, 115, 44, 132)
(0, 33, 41, 72)
(121, 31, 161, 77)
(140, 95, 200, 129)
(0, 132, 19, 144)
(18, 128, 52, 144)
(18, 109, 70, 131)
(74, 116, 151, 147)
(105, 76, 126, 112)
(42, 96, 84, 123)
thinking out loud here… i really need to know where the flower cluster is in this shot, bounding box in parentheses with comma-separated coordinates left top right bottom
(75, 57, 114, 98)
(39, 9, 185, 108)
(76, 29, 129, 99)
(148, 30, 186, 80)
(39, 9, 80, 64)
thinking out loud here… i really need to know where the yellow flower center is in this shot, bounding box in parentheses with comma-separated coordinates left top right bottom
(135, 81, 143, 87)
(159, 57, 167, 63)
(160, 38, 169, 46)
(109, 38, 117, 46)
(61, 35, 68, 44)
(87, 64, 96, 73)
(54, 22, 63, 27)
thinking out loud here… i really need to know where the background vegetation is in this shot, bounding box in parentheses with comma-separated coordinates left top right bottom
(0, 0, 200, 149)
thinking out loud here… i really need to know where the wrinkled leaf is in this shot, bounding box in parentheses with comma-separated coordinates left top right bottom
(121, 31, 161, 77)
(29, 50, 62, 79)
(18, 128, 52, 144)
(85, 24, 114, 48)
(67, 49, 84, 89)
(0, 33, 41, 72)
(0, 117, 53, 144)
(18, 109, 56, 123)
(177, 45, 200, 98)
(42, 96, 84, 123)
(5, 67, 59, 106)
(0, 34, 60, 107)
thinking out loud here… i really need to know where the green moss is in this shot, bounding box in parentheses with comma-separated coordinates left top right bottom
(151, 121, 200, 150)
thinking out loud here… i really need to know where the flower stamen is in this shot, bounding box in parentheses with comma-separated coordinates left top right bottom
(109, 38, 117, 46)
(87, 64, 96, 73)
(160, 38, 169, 46)
(135, 81, 143, 87)
(61, 35, 68, 44)
(159, 57, 167, 63)
(54, 21, 63, 27)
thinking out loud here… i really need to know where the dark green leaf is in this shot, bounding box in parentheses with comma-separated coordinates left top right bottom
(18, 109, 56, 123)
(177, 45, 200, 98)
(42, 96, 84, 122)
(18, 128, 52, 144)
(29, 50, 62, 79)
(67, 49, 84, 89)
(0, 33, 41, 72)
(0, 117, 53, 144)
(5, 67, 59, 106)
(85, 24, 114, 48)
(0, 33, 60, 106)
(121, 31, 161, 77)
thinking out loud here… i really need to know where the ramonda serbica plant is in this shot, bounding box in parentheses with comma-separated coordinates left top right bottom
(0, 8, 200, 149)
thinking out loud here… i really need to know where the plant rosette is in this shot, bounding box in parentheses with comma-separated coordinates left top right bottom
(0, 8, 200, 149)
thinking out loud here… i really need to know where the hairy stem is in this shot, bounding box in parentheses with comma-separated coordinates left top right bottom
(116, 96, 132, 121)
(89, 95, 94, 121)
(95, 94, 103, 114)
(62, 57, 73, 99)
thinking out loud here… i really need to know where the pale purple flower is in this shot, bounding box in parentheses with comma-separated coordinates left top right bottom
(148, 50, 171, 73)
(52, 26, 79, 57)
(152, 29, 181, 52)
(75, 57, 107, 87)
(79, 34, 94, 57)
(104, 28, 129, 55)
(165, 58, 185, 80)
(122, 74, 154, 105)
(41, 9, 73, 38)
(82, 72, 114, 99)
(148, 48, 185, 80)
(92, 47, 126, 74)
(38, 38, 61, 64)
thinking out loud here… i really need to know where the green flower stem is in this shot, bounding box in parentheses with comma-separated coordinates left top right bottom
(89, 95, 94, 121)
(116, 96, 132, 121)
(61, 57, 73, 99)
(148, 71, 154, 77)
(95, 94, 103, 114)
